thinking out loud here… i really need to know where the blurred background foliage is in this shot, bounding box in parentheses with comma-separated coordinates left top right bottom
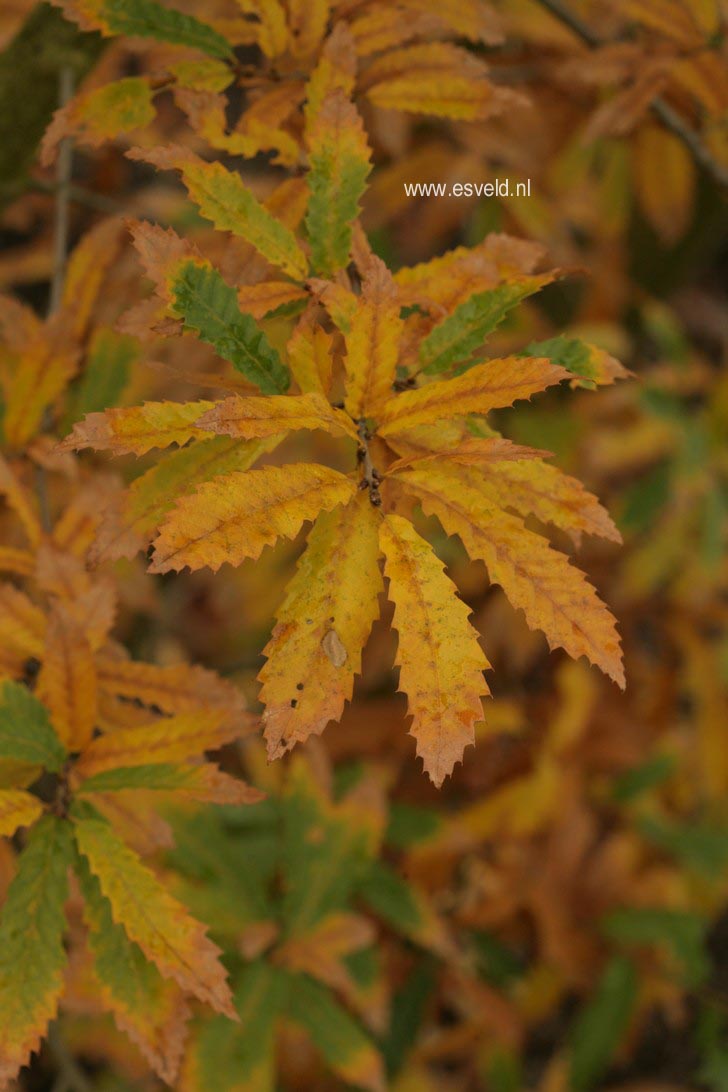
(0, 0, 727, 1089)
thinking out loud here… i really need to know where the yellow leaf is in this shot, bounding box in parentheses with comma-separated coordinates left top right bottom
(37, 603, 98, 751)
(286, 311, 334, 395)
(379, 514, 489, 785)
(95, 655, 248, 723)
(0, 789, 43, 837)
(377, 356, 568, 437)
(0, 584, 46, 659)
(72, 809, 235, 1017)
(0, 454, 42, 547)
(304, 24, 358, 122)
(287, 0, 330, 58)
(393, 462, 625, 686)
(150, 464, 357, 574)
(633, 124, 695, 246)
(0, 547, 34, 577)
(2, 332, 79, 450)
(387, 435, 549, 472)
(196, 392, 358, 441)
(236, 0, 288, 56)
(398, 452, 621, 545)
(76, 709, 244, 776)
(364, 43, 519, 120)
(60, 400, 215, 456)
(261, 492, 383, 759)
(344, 256, 403, 419)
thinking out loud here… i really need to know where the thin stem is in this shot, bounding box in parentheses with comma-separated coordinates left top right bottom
(30, 176, 121, 215)
(535, 0, 728, 189)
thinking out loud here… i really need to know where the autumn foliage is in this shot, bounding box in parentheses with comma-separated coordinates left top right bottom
(0, 0, 726, 1089)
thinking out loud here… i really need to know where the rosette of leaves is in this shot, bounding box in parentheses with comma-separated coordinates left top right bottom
(63, 81, 626, 788)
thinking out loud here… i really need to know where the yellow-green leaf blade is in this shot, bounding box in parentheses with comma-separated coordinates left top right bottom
(71, 805, 235, 1016)
(0, 815, 73, 1085)
(305, 89, 372, 276)
(0, 680, 66, 773)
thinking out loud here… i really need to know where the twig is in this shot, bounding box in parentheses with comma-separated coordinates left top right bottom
(30, 176, 121, 215)
(536, 0, 728, 189)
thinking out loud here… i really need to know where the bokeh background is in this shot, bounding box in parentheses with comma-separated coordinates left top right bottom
(1, 1, 727, 1089)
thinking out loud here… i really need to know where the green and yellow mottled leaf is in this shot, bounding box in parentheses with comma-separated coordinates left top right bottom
(419, 276, 554, 374)
(76, 852, 190, 1084)
(305, 89, 371, 276)
(287, 974, 385, 1092)
(72, 805, 235, 1016)
(130, 148, 307, 279)
(41, 77, 155, 164)
(0, 681, 66, 774)
(55, 0, 234, 58)
(0, 816, 73, 1085)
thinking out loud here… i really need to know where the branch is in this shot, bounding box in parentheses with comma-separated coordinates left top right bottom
(536, 0, 728, 189)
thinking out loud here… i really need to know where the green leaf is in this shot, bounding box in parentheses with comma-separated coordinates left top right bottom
(282, 761, 371, 935)
(603, 907, 709, 987)
(385, 802, 440, 849)
(74, 850, 185, 1082)
(65, 327, 137, 428)
(521, 335, 598, 383)
(170, 261, 289, 394)
(0, 816, 73, 1079)
(77, 762, 198, 793)
(287, 973, 384, 1092)
(382, 957, 436, 1076)
(358, 860, 423, 935)
(637, 814, 728, 876)
(420, 280, 545, 374)
(71, 802, 235, 1015)
(91, 0, 233, 59)
(611, 753, 676, 802)
(0, 680, 66, 773)
(192, 960, 286, 1092)
(568, 956, 636, 1091)
(166, 808, 276, 935)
